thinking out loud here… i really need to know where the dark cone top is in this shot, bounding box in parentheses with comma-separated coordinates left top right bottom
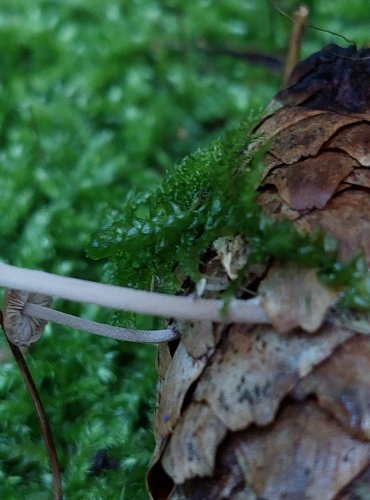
(277, 44, 370, 113)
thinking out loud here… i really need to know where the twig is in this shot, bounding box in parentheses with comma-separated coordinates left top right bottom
(282, 5, 309, 88)
(0, 311, 63, 500)
(271, 1, 353, 46)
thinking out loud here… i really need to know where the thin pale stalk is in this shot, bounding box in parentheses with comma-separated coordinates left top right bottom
(0, 263, 269, 324)
(23, 303, 178, 343)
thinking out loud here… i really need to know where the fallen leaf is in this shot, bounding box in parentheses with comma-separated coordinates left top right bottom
(176, 320, 222, 359)
(269, 112, 360, 164)
(326, 122, 370, 166)
(292, 335, 370, 439)
(166, 401, 370, 499)
(232, 401, 370, 499)
(264, 152, 356, 210)
(166, 442, 251, 499)
(155, 343, 207, 439)
(336, 463, 370, 499)
(162, 402, 227, 484)
(255, 106, 324, 140)
(256, 187, 301, 221)
(259, 263, 337, 332)
(213, 235, 249, 280)
(156, 343, 174, 380)
(342, 167, 370, 189)
(295, 189, 370, 263)
(193, 322, 352, 431)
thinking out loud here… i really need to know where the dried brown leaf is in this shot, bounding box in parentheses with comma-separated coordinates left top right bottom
(155, 343, 207, 439)
(256, 187, 301, 221)
(176, 320, 221, 359)
(263, 152, 356, 210)
(295, 189, 370, 263)
(259, 152, 284, 183)
(213, 235, 249, 280)
(162, 402, 227, 484)
(156, 343, 173, 380)
(147, 435, 174, 500)
(193, 322, 352, 431)
(259, 263, 337, 332)
(335, 463, 370, 499)
(263, 152, 283, 170)
(166, 401, 370, 499)
(167, 442, 251, 500)
(342, 167, 370, 189)
(292, 335, 370, 439)
(269, 113, 360, 164)
(232, 401, 370, 499)
(326, 122, 370, 166)
(255, 106, 325, 140)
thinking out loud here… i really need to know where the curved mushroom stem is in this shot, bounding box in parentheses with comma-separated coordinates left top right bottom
(0, 263, 269, 324)
(23, 303, 178, 343)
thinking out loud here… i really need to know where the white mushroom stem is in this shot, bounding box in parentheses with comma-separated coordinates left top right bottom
(0, 262, 269, 323)
(22, 303, 177, 343)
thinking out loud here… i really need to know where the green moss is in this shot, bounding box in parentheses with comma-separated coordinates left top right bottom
(88, 114, 264, 290)
(1, 1, 369, 498)
(89, 118, 370, 316)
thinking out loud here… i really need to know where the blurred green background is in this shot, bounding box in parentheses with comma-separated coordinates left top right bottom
(0, 1, 367, 498)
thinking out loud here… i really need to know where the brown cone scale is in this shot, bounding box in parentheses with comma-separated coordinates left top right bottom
(147, 44, 370, 499)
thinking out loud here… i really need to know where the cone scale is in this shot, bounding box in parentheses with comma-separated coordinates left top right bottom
(147, 44, 370, 499)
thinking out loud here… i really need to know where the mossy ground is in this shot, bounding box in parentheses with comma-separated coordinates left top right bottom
(0, 1, 368, 498)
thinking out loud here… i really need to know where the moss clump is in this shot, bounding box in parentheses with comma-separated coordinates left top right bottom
(88, 114, 263, 292)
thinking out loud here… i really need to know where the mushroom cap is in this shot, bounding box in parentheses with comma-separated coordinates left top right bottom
(3, 289, 52, 346)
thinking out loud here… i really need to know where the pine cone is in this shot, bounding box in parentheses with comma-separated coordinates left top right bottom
(147, 44, 370, 500)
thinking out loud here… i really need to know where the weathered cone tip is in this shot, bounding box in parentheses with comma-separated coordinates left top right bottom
(277, 43, 370, 113)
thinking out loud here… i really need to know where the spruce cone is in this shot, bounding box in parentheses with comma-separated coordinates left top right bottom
(148, 44, 370, 499)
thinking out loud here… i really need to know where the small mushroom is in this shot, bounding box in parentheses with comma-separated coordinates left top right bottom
(3, 288, 179, 345)
(4, 289, 52, 346)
